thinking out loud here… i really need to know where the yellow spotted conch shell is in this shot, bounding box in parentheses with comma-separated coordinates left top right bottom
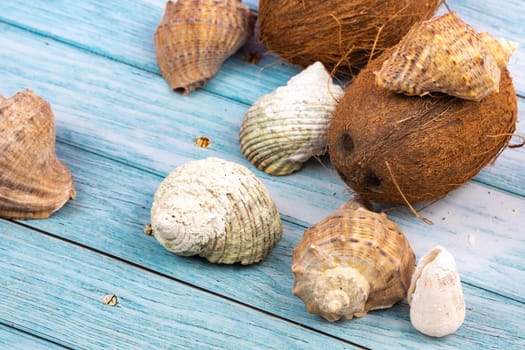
(408, 246, 466, 337)
(375, 12, 518, 101)
(154, 0, 256, 94)
(0, 89, 76, 219)
(292, 200, 415, 322)
(239, 62, 344, 175)
(150, 157, 282, 264)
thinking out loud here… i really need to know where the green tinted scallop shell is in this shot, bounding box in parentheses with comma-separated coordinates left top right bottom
(239, 62, 344, 175)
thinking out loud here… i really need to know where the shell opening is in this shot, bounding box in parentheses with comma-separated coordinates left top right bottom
(408, 246, 442, 303)
(174, 87, 188, 95)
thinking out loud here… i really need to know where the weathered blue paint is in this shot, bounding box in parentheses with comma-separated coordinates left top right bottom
(0, 0, 523, 348)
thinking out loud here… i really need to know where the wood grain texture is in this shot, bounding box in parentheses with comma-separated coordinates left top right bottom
(26, 139, 523, 304)
(0, 21, 523, 203)
(0, 0, 299, 106)
(0, 222, 357, 350)
(0, 0, 524, 348)
(0, 324, 69, 350)
(6, 140, 521, 349)
(0, 0, 522, 102)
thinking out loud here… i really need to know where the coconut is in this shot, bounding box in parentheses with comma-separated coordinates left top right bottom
(258, 0, 441, 75)
(327, 49, 517, 205)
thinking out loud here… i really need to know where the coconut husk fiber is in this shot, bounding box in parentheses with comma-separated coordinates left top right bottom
(327, 48, 517, 205)
(258, 0, 442, 75)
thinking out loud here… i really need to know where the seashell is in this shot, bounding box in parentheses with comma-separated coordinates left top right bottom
(291, 200, 415, 322)
(0, 89, 76, 219)
(479, 32, 519, 69)
(150, 157, 282, 264)
(153, 0, 256, 95)
(375, 12, 517, 101)
(239, 62, 344, 176)
(408, 246, 466, 337)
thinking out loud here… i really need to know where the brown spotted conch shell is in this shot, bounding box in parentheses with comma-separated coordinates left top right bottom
(0, 89, 76, 219)
(150, 157, 282, 264)
(408, 246, 466, 337)
(153, 0, 256, 94)
(239, 61, 344, 175)
(375, 12, 518, 101)
(291, 200, 415, 322)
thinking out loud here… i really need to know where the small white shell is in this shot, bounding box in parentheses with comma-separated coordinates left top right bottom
(150, 157, 282, 264)
(239, 61, 344, 175)
(408, 246, 466, 337)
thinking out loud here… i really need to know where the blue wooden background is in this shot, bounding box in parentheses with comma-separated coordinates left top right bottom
(0, 0, 524, 349)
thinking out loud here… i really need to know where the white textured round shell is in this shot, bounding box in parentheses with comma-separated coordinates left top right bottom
(408, 246, 466, 337)
(150, 157, 282, 264)
(239, 61, 344, 175)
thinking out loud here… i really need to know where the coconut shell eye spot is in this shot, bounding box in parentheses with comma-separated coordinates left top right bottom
(339, 132, 355, 155)
(363, 171, 381, 189)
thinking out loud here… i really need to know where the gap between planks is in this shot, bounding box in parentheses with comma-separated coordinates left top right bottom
(8, 219, 366, 350)
(0, 322, 74, 350)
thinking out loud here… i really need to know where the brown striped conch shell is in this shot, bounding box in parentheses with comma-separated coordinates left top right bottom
(0, 89, 76, 219)
(150, 157, 282, 264)
(408, 246, 466, 337)
(153, 0, 256, 95)
(291, 200, 415, 322)
(375, 12, 518, 101)
(239, 62, 344, 175)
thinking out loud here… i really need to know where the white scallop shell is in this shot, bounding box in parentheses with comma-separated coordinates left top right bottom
(150, 157, 282, 264)
(408, 246, 466, 337)
(239, 61, 344, 175)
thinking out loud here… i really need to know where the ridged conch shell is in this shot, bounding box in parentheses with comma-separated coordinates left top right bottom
(375, 12, 518, 101)
(153, 0, 256, 95)
(0, 89, 76, 219)
(291, 200, 415, 322)
(150, 157, 282, 264)
(408, 246, 466, 337)
(239, 62, 344, 175)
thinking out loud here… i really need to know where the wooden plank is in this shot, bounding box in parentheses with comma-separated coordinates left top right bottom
(26, 140, 524, 304)
(0, 21, 523, 202)
(8, 141, 521, 349)
(0, 222, 356, 350)
(0, 324, 69, 350)
(0, 0, 523, 99)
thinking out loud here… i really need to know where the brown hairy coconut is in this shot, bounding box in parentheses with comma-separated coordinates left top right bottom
(327, 49, 517, 205)
(258, 0, 441, 75)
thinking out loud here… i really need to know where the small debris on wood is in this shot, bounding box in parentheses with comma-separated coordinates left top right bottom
(246, 51, 261, 64)
(468, 233, 476, 247)
(195, 136, 211, 148)
(102, 294, 118, 306)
